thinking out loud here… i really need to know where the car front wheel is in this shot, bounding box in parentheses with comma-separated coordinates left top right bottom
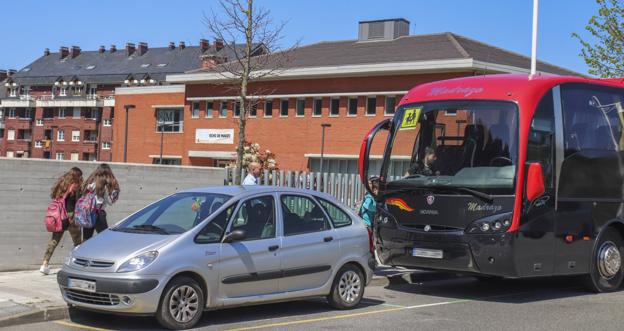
(328, 264, 365, 309)
(156, 276, 205, 330)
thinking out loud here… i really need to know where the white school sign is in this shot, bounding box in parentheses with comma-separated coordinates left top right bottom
(195, 129, 235, 144)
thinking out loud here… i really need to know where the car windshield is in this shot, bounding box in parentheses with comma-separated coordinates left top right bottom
(113, 192, 232, 235)
(385, 100, 518, 194)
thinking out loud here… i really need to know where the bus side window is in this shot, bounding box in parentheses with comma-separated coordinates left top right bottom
(527, 90, 554, 189)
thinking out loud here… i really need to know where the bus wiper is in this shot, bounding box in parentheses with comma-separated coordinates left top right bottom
(443, 186, 493, 203)
(132, 224, 169, 234)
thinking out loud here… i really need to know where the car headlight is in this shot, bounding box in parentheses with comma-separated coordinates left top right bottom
(117, 251, 159, 273)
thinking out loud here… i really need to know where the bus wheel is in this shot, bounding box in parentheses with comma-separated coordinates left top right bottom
(584, 228, 624, 293)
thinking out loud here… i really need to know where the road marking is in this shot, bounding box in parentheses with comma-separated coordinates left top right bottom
(53, 320, 112, 331)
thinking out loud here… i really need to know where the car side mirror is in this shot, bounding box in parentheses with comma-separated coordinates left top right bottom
(525, 162, 545, 202)
(222, 229, 246, 243)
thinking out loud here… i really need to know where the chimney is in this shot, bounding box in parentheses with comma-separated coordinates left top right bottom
(110, 44, 117, 53)
(59, 46, 69, 59)
(179, 41, 186, 50)
(201, 54, 225, 69)
(99, 45, 106, 54)
(125, 42, 136, 56)
(44, 48, 50, 56)
(168, 42, 175, 50)
(199, 39, 209, 52)
(358, 18, 410, 41)
(138, 42, 148, 56)
(70, 46, 81, 58)
(214, 39, 224, 51)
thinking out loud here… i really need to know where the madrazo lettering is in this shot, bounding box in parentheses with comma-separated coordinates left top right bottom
(427, 87, 484, 97)
(467, 202, 502, 213)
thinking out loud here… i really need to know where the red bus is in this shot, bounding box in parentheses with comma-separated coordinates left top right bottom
(359, 74, 624, 292)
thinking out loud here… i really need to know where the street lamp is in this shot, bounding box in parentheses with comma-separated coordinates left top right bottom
(320, 123, 331, 177)
(123, 104, 135, 162)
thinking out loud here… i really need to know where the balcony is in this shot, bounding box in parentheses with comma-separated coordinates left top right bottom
(3, 118, 32, 130)
(82, 142, 97, 154)
(1, 97, 35, 107)
(5, 139, 31, 151)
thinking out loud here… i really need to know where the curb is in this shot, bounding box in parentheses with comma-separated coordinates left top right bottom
(0, 305, 69, 328)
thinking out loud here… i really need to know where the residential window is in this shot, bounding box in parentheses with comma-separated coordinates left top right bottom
(57, 129, 65, 141)
(9, 88, 17, 97)
(191, 102, 200, 118)
(85, 108, 98, 120)
(330, 98, 340, 116)
(36, 119, 43, 126)
(59, 87, 67, 97)
(88, 85, 97, 97)
(103, 119, 112, 126)
(205, 102, 213, 118)
(152, 158, 182, 165)
(21, 86, 30, 97)
(6, 151, 15, 158)
(7, 130, 15, 141)
(8, 108, 16, 118)
(234, 101, 241, 117)
(55, 152, 64, 160)
(313, 98, 322, 117)
(73, 107, 81, 119)
(72, 130, 80, 142)
(23, 108, 32, 119)
(280, 99, 289, 117)
(250, 103, 257, 117)
(219, 101, 228, 117)
(348, 97, 358, 116)
(35, 141, 43, 148)
(43, 108, 54, 119)
(73, 86, 83, 96)
(264, 100, 273, 117)
(71, 153, 79, 161)
(366, 96, 376, 116)
(102, 142, 111, 149)
(296, 99, 305, 117)
(156, 108, 184, 132)
(58, 108, 66, 118)
(384, 96, 396, 115)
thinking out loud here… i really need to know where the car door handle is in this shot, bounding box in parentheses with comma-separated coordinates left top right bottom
(268, 245, 279, 252)
(324, 236, 333, 242)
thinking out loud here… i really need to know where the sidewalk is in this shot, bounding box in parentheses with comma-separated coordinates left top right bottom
(0, 266, 424, 328)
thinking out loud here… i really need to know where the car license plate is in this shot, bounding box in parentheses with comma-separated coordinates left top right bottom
(412, 248, 443, 259)
(67, 278, 96, 292)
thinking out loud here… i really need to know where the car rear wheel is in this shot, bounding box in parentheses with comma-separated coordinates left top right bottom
(156, 276, 205, 330)
(584, 228, 624, 293)
(328, 264, 365, 309)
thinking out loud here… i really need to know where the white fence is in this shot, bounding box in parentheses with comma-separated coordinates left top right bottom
(226, 168, 367, 211)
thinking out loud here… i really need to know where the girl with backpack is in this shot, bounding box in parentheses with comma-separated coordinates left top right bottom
(81, 164, 120, 241)
(40, 167, 83, 275)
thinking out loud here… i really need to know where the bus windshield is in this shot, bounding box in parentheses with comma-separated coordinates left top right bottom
(385, 100, 519, 194)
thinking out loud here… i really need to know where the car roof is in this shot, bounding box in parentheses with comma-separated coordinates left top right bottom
(180, 185, 338, 201)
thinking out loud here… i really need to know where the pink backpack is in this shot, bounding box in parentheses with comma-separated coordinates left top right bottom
(44, 197, 68, 232)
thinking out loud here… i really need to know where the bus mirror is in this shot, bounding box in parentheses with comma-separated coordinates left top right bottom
(525, 162, 545, 202)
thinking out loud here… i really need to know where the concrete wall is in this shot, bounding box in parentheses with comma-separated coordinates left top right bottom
(0, 158, 226, 271)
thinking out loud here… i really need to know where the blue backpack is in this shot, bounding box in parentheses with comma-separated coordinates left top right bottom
(74, 191, 98, 228)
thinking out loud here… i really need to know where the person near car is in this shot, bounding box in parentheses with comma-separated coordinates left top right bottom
(359, 176, 380, 227)
(242, 162, 261, 185)
(40, 167, 83, 275)
(82, 163, 120, 241)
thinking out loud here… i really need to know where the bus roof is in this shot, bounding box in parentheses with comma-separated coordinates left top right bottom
(399, 74, 624, 106)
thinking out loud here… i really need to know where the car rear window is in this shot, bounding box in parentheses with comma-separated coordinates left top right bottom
(317, 198, 352, 228)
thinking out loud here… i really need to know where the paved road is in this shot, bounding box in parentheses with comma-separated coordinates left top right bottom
(8, 273, 624, 331)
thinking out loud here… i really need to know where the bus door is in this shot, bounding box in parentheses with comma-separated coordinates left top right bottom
(359, 119, 392, 193)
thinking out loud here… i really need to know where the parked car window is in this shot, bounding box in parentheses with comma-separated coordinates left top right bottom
(281, 195, 330, 236)
(230, 195, 275, 240)
(195, 204, 235, 244)
(317, 198, 352, 228)
(114, 192, 231, 235)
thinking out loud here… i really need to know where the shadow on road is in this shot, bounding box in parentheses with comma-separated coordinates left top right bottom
(384, 271, 595, 304)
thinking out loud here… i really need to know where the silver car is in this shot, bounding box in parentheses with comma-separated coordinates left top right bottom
(57, 186, 374, 330)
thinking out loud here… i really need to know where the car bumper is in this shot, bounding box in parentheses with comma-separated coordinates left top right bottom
(57, 269, 164, 314)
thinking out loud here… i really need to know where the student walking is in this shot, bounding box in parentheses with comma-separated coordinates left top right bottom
(40, 167, 83, 275)
(81, 164, 120, 241)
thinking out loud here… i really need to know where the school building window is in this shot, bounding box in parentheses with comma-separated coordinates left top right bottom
(280, 99, 289, 117)
(366, 96, 376, 116)
(348, 97, 358, 116)
(330, 98, 339, 116)
(250, 103, 257, 117)
(234, 101, 241, 117)
(313, 98, 322, 117)
(385, 96, 396, 115)
(264, 100, 273, 117)
(205, 101, 213, 118)
(156, 108, 184, 132)
(191, 102, 200, 118)
(219, 101, 228, 117)
(296, 99, 305, 117)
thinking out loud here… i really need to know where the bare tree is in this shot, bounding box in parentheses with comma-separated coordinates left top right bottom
(204, 0, 297, 184)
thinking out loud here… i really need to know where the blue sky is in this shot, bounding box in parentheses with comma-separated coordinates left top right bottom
(2, 0, 598, 75)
